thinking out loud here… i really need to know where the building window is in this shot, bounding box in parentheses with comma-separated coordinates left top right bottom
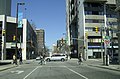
(85, 11, 92, 15)
(99, 12, 104, 15)
(85, 11, 104, 15)
(85, 19, 104, 23)
(85, 27, 93, 31)
(92, 11, 99, 15)
(88, 38, 101, 43)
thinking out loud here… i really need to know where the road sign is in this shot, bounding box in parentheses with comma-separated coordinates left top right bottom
(103, 36, 110, 46)
(104, 40, 110, 45)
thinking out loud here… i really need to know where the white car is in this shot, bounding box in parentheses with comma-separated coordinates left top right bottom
(45, 54, 67, 62)
(36, 57, 41, 60)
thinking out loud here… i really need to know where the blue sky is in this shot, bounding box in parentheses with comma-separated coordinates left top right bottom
(11, 0, 66, 48)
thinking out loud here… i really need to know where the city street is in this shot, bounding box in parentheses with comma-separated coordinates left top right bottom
(0, 60, 120, 79)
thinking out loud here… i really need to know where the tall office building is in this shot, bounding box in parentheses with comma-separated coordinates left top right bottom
(36, 29, 45, 55)
(66, 0, 78, 58)
(0, 0, 11, 16)
(66, 0, 118, 60)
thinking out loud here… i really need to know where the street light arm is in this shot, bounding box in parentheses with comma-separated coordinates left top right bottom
(72, 38, 84, 41)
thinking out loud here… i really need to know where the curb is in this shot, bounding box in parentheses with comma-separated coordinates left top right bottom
(88, 64, 120, 72)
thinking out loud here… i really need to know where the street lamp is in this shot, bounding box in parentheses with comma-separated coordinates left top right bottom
(15, 2, 25, 65)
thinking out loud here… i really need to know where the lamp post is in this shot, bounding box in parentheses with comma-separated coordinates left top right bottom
(15, 2, 25, 65)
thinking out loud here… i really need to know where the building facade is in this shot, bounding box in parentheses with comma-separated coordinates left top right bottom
(116, 0, 120, 64)
(23, 19, 37, 60)
(66, 0, 78, 58)
(0, 15, 37, 60)
(36, 29, 45, 55)
(0, 0, 11, 16)
(66, 0, 118, 60)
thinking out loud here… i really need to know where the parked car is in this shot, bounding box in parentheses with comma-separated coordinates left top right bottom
(45, 54, 67, 62)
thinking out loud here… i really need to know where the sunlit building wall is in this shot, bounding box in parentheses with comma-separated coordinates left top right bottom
(66, 0, 118, 59)
(0, 15, 37, 60)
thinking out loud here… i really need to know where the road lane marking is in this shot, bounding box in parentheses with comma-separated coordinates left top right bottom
(65, 66, 88, 79)
(23, 66, 40, 79)
(39, 66, 79, 68)
(11, 70, 24, 74)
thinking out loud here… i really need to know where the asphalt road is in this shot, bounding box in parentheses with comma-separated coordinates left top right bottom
(0, 60, 120, 79)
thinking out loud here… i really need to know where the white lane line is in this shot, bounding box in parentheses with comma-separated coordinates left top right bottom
(65, 66, 88, 79)
(23, 66, 40, 79)
(41, 66, 79, 68)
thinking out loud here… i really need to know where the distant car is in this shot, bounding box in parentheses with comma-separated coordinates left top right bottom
(36, 57, 41, 60)
(45, 54, 67, 62)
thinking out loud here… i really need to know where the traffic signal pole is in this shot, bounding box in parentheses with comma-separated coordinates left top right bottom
(1, 15, 6, 60)
(104, 3, 109, 66)
(15, 3, 19, 65)
(101, 26, 104, 65)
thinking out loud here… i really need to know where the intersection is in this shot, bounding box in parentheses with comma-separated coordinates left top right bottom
(0, 59, 120, 79)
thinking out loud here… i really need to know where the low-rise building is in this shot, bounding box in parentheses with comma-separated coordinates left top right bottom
(0, 15, 37, 60)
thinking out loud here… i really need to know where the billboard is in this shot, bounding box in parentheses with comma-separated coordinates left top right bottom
(18, 12, 23, 28)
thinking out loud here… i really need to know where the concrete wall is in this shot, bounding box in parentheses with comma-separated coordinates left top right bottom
(22, 19, 27, 60)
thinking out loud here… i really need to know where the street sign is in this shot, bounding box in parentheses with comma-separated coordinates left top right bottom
(104, 40, 110, 45)
(103, 36, 110, 47)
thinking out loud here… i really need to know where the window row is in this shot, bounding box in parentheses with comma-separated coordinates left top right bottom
(85, 19, 104, 23)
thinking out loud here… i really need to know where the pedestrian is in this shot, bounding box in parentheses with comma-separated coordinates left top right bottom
(19, 56, 22, 64)
(19, 50, 22, 65)
(78, 53, 82, 65)
(43, 54, 46, 65)
(38, 55, 43, 65)
(69, 53, 71, 59)
(13, 54, 16, 65)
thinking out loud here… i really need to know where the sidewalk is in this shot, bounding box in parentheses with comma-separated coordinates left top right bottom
(83, 59, 120, 72)
(0, 60, 34, 71)
(0, 64, 17, 71)
(0, 60, 17, 71)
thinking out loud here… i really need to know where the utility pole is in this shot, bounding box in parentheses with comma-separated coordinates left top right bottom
(15, 3, 19, 65)
(15, 3, 25, 65)
(101, 26, 104, 64)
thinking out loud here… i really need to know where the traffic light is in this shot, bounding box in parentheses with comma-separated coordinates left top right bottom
(2, 30, 5, 36)
(85, 32, 88, 38)
(13, 35, 16, 41)
(61, 38, 64, 44)
(95, 26, 99, 33)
